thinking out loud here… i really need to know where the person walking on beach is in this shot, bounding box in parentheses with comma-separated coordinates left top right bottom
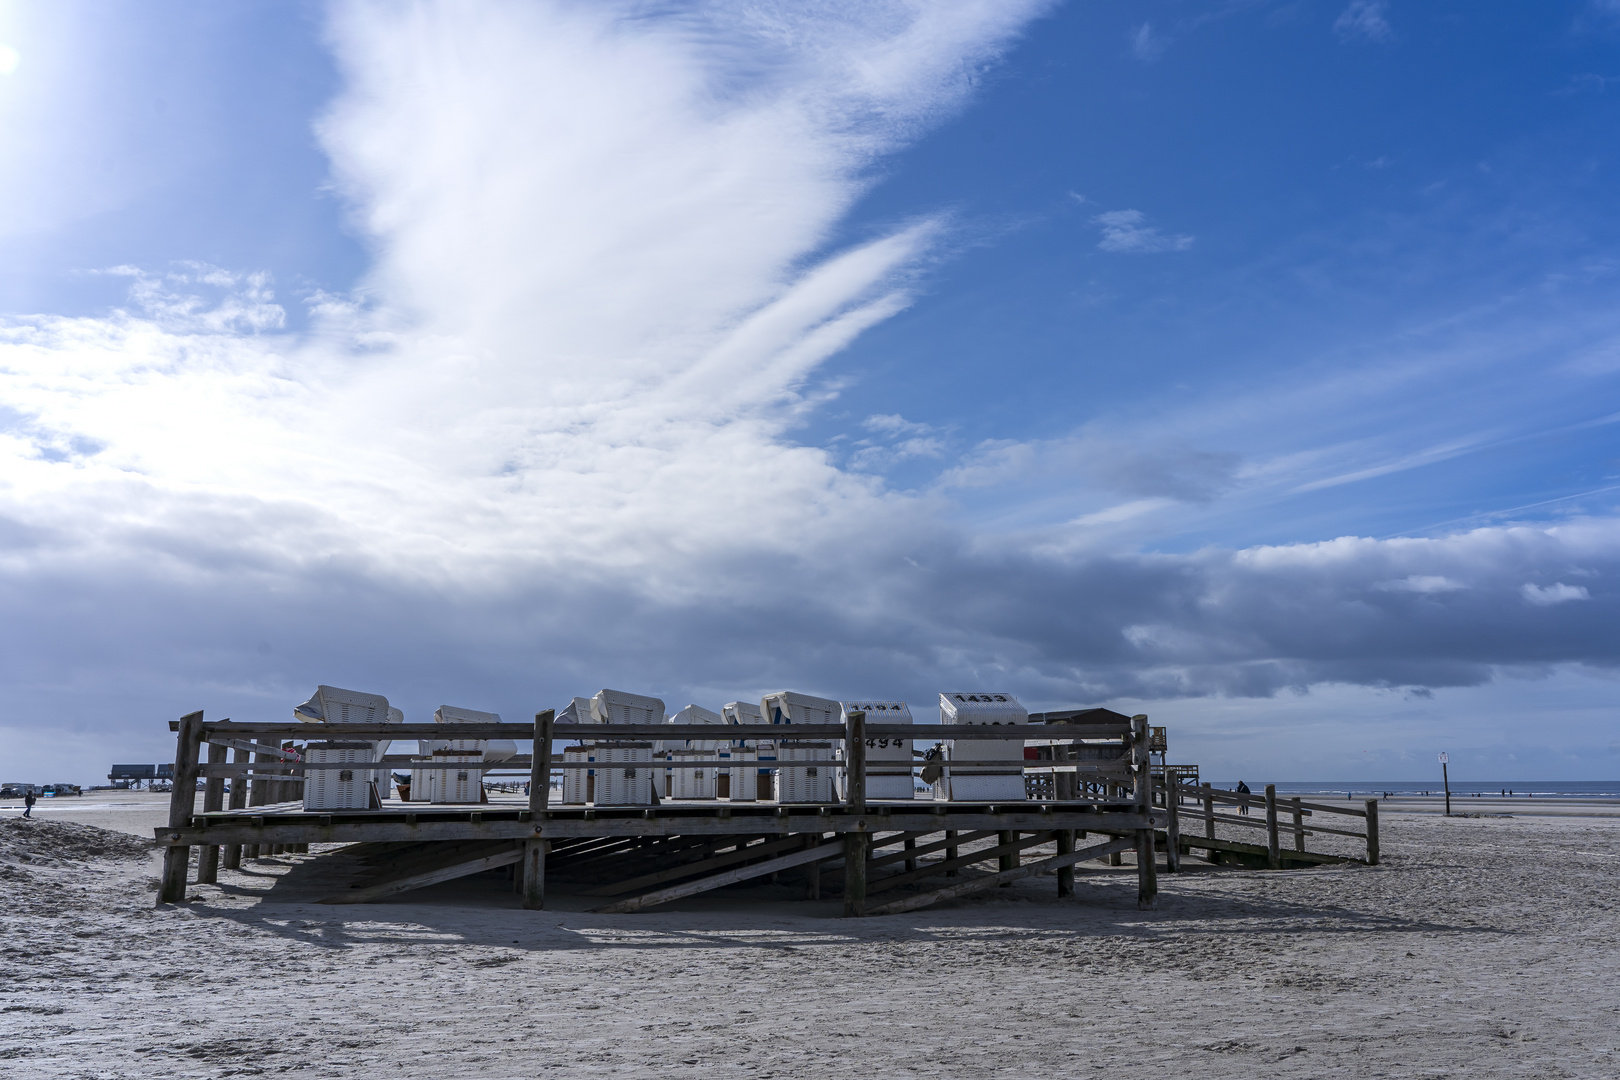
(22, 790, 35, 818)
(1236, 779, 1251, 815)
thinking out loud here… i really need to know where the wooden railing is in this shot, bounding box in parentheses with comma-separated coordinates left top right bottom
(1167, 781, 1379, 867)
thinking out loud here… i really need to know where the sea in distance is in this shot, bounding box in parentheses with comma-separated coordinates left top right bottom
(1207, 781, 1620, 799)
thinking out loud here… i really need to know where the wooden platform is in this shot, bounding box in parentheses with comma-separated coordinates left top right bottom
(151, 708, 1373, 915)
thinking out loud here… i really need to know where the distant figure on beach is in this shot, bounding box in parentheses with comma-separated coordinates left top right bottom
(22, 790, 35, 818)
(1236, 779, 1251, 815)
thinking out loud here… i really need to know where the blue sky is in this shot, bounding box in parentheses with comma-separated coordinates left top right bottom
(2, 0, 1618, 785)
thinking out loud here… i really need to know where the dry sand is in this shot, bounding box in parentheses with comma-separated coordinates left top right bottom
(3, 793, 1618, 1078)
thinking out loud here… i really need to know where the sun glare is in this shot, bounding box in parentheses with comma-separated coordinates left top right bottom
(0, 44, 18, 75)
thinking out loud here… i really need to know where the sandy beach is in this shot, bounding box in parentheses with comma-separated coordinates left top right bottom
(3, 793, 1618, 1078)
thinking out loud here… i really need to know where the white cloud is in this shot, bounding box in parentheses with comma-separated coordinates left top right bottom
(1522, 582, 1591, 606)
(1377, 575, 1465, 594)
(1094, 209, 1194, 254)
(1334, 1, 1393, 44)
(1130, 23, 1163, 63)
(1, 1, 1617, 784)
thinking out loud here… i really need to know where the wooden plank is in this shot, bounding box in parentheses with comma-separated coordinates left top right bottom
(1291, 797, 1306, 853)
(222, 745, 248, 871)
(1185, 833, 1356, 866)
(350, 839, 516, 883)
(188, 720, 1125, 740)
(155, 808, 1160, 847)
(1198, 788, 1366, 818)
(322, 845, 523, 904)
(866, 837, 1137, 916)
(581, 834, 810, 897)
(156, 710, 204, 905)
(592, 839, 845, 914)
(867, 832, 1055, 895)
(867, 831, 989, 871)
(196, 741, 228, 885)
(1164, 774, 1181, 874)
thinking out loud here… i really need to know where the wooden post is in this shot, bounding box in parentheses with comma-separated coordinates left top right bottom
(944, 829, 959, 877)
(523, 709, 555, 910)
(222, 745, 248, 870)
(1203, 782, 1215, 841)
(1132, 714, 1156, 909)
(1265, 784, 1280, 870)
(196, 741, 227, 885)
(842, 710, 867, 917)
(1291, 796, 1306, 852)
(1164, 773, 1181, 873)
(998, 830, 1016, 885)
(1365, 798, 1380, 865)
(156, 711, 204, 905)
(245, 743, 271, 859)
(903, 835, 918, 874)
(1055, 829, 1074, 897)
(806, 833, 822, 900)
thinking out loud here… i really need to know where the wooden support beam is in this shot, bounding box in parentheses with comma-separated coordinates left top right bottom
(157, 808, 1159, 848)
(842, 710, 867, 917)
(522, 709, 554, 910)
(581, 834, 810, 897)
(1132, 714, 1156, 910)
(195, 740, 228, 885)
(592, 839, 845, 914)
(322, 844, 523, 903)
(1202, 782, 1216, 849)
(1179, 832, 1355, 867)
(156, 711, 204, 905)
(866, 831, 979, 872)
(867, 831, 1056, 896)
(222, 745, 248, 871)
(1265, 784, 1281, 870)
(522, 839, 547, 910)
(1164, 774, 1182, 873)
(1055, 830, 1074, 897)
(1365, 799, 1380, 865)
(866, 836, 1137, 917)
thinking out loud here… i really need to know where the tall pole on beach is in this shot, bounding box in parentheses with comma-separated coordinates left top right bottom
(1439, 752, 1450, 817)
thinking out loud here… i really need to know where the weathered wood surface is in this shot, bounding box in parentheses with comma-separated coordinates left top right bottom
(156, 711, 204, 905)
(157, 808, 1161, 847)
(195, 740, 228, 885)
(581, 834, 812, 897)
(1181, 832, 1357, 867)
(843, 710, 868, 917)
(176, 719, 1130, 741)
(322, 844, 523, 904)
(1265, 784, 1281, 870)
(866, 832, 1056, 896)
(593, 839, 845, 914)
(1365, 799, 1380, 865)
(865, 836, 1138, 917)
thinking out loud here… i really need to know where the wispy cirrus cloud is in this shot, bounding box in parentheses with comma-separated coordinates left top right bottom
(1094, 208, 1194, 253)
(1335, 1, 1393, 44)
